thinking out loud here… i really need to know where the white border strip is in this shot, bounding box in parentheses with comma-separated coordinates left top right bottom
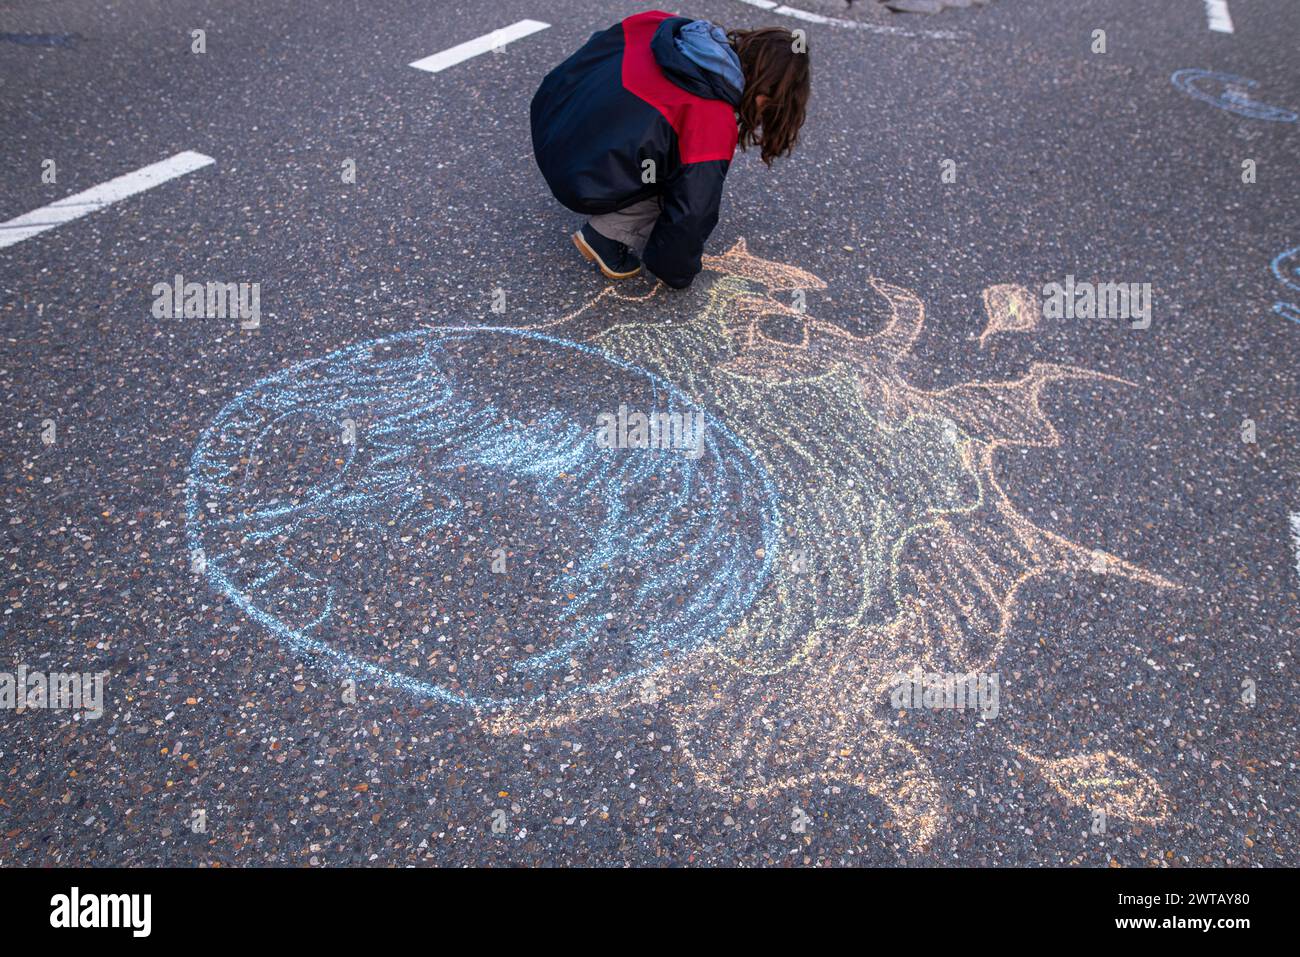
(1290, 512, 1300, 580)
(409, 19, 551, 73)
(1204, 0, 1234, 33)
(0, 150, 214, 250)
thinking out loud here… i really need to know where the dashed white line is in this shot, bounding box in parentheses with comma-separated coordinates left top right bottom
(0, 150, 214, 250)
(1291, 513, 1300, 580)
(1204, 0, 1234, 33)
(730, 0, 963, 39)
(409, 19, 551, 74)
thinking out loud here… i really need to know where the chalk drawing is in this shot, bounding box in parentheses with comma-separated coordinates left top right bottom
(189, 241, 1177, 846)
(978, 283, 1040, 347)
(1269, 245, 1300, 325)
(1271, 245, 1300, 294)
(1274, 302, 1300, 324)
(1170, 69, 1298, 122)
(187, 328, 781, 709)
(1010, 747, 1168, 826)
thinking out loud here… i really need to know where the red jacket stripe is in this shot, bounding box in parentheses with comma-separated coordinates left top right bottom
(620, 10, 738, 165)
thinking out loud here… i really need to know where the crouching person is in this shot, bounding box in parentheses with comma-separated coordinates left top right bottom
(530, 9, 810, 289)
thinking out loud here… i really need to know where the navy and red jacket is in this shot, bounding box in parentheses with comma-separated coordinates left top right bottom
(531, 10, 740, 289)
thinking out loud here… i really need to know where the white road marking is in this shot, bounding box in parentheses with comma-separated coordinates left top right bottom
(409, 19, 550, 73)
(1291, 513, 1300, 579)
(1204, 0, 1234, 33)
(774, 5, 834, 24)
(0, 150, 214, 250)
(730, 0, 962, 39)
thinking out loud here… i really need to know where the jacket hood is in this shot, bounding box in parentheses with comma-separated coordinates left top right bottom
(650, 16, 743, 109)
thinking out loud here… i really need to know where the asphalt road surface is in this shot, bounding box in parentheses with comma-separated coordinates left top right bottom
(2, 0, 1297, 866)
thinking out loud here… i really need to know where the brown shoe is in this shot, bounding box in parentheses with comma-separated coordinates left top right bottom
(573, 224, 642, 280)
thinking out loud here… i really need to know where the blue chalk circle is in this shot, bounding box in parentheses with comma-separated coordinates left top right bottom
(1170, 69, 1298, 122)
(187, 326, 782, 712)
(1271, 246, 1300, 295)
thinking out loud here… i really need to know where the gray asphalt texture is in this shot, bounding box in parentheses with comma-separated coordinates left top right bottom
(2, 0, 1297, 866)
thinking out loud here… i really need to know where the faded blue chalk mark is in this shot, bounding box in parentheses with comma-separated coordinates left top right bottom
(1273, 302, 1300, 325)
(0, 33, 79, 48)
(1170, 69, 1298, 122)
(1270, 246, 1300, 294)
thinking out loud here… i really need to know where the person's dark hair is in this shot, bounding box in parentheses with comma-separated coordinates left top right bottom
(727, 26, 811, 165)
